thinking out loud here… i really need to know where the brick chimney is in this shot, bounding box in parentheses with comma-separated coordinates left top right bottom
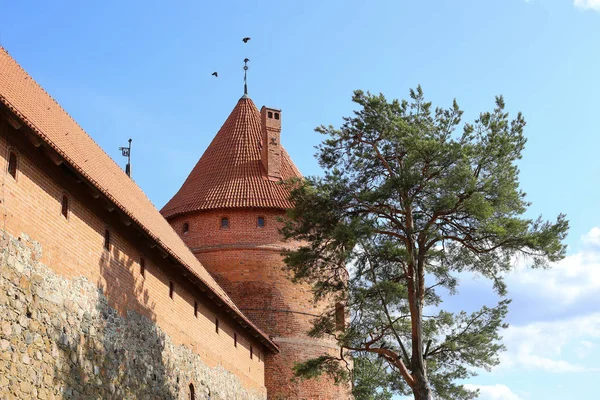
(260, 106, 282, 180)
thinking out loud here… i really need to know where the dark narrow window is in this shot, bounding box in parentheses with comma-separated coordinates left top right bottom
(234, 333, 237, 348)
(257, 216, 265, 228)
(250, 346, 253, 360)
(189, 383, 195, 400)
(7, 151, 17, 179)
(274, 112, 280, 120)
(169, 281, 174, 299)
(61, 195, 69, 218)
(221, 217, 229, 229)
(182, 222, 189, 234)
(215, 318, 219, 334)
(267, 111, 273, 118)
(104, 229, 110, 250)
(335, 302, 345, 331)
(140, 257, 145, 277)
(194, 301, 198, 318)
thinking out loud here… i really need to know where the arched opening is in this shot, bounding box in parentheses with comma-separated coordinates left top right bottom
(189, 383, 195, 400)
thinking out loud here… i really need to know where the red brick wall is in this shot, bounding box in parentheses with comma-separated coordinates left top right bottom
(170, 209, 352, 399)
(0, 121, 267, 394)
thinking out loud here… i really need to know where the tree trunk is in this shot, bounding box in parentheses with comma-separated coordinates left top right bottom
(408, 275, 433, 400)
(405, 204, 433, 400)
(412, 370, 433, 400)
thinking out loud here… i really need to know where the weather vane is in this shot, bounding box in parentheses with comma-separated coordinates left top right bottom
(243, 58, 250, 96)
(119, 138, 132, 177)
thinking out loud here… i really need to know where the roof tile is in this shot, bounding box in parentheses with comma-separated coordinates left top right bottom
(160, 97, 301, 219)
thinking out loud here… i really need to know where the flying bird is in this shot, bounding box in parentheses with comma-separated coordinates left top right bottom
(242, 37, 251, 43)
(212, 72, 218, 77)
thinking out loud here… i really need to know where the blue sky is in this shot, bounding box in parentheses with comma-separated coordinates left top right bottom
(2, 1, 600, 398)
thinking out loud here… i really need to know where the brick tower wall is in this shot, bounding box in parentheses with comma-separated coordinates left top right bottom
(170, 210, 353, 400)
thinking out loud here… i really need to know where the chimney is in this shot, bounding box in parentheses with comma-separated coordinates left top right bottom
(260, 106, 282, 180)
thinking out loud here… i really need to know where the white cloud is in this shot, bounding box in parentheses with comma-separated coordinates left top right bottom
(454, 228, 600, 373)
(575, 340, 596, 359)
(581, 227, 600, 247)
(574, 0, 600, 11)
(499, 313, 600, 372)
(463, 384, 522, 400)
(504, 228, 600, 311)
(509, 251, 600, 306)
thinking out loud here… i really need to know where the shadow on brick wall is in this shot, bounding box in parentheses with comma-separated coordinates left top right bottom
(52, 240, 177, 399)
(0, 227, 207, 399)
(27, 239, 178, 399)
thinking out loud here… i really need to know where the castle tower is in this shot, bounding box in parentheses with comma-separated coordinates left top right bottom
(161, 95, 351, 399)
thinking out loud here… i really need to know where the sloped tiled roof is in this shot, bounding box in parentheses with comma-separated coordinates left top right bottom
(160, 96, 302, 219)
(0, 46, 277, 351)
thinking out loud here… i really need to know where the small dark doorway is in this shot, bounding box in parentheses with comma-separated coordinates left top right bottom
(189, 383, 195, 400)
(8, 151, 17, 179)
(61, 194, 69, 218)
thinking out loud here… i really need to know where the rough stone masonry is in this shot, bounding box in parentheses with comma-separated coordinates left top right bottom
(0, 230, 266, 400)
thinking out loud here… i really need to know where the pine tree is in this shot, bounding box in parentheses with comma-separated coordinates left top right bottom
(281, 87, 569, 400)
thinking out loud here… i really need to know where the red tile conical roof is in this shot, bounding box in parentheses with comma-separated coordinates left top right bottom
(161, 97, 301, 219)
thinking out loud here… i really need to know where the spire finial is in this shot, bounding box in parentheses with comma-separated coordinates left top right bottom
(243, 58, 250, 97)
(119, 138, 132, 178)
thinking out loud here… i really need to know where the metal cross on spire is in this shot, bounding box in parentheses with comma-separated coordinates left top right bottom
(243, 58, 250, 96)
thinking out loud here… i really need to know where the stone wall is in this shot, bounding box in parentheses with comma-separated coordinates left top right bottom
(0, 230, 266, 400)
